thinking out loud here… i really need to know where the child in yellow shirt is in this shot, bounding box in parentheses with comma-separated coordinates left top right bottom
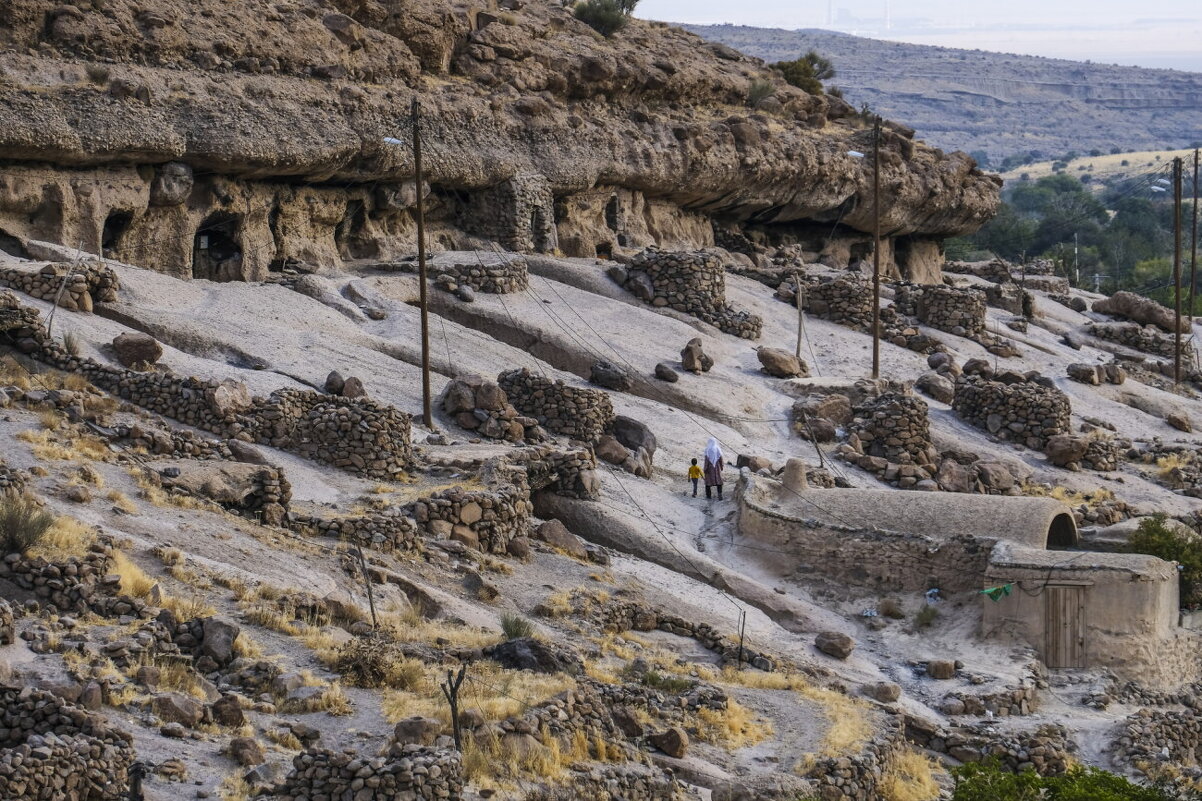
(687, 458, 703, 497)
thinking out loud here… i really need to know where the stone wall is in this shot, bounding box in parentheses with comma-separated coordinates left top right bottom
(804, 718, 905, 801)
(0, 541, 115, 617)
(421, 252, 528, 294)
(1089, 322, 1191, 359)
(550, 765, 682, 801)
(595, 600, 776, 671)
(1112, 708, 1202, 768)
(952, 377, 1071, 450)
(413, 481, 531, 555)
(786, 274, 874, 331)
(509, 446, 600, 500)
(945, 258, 1013, 283)
(0, 262, 120, 312)
(0, 686, 135, 801)
(894, 284, 987, 339)
(441, 374, 545, 442)
(271, 745, 463, 801)
(498, 369, 614, 444)
(291, 509, 420, 552)
(457, 172, 557, 254)
(984, 282, 1034, 317)
(0, 458, 25, 494)
(620, 249, 762, 339)
(1, 291, 414, 479)
(905, 717, 1072, 776)
(848, 392, 935, 467)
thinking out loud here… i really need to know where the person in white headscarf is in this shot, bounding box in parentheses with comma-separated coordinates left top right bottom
(703, 437, 725, 500)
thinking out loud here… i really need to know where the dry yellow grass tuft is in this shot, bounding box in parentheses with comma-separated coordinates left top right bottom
(1157, 453, 1192, 479)
(0, 356, 32, 390)
(382, 661, 575, 728)
(265, 727, 304, 751)
(17, 429, 76, 461)
(28, 515, 95, 561)
(39, 409, 63, 431)
(377, 605, 500, 649)
(720, 667, 808, 691)
(110, 551, 155, 598)
(691, 699, 773, 749)
(105, 490, 138, 514)
(799, 684, 874, 756)
(880, 748, 943, 801)
(217, 772, 253, 801)
(159, 593, 217, 621)
(1021, 482, 1114, 507)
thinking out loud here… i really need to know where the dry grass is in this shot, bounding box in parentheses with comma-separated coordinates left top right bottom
(27, 515, 95, 561)
(232, 632, 265, 659)
(132, 471, 209, 510)
(1157, 453, 1193, 479)
(105, 490, 138, 514)
(159, 593, 217, 621)
(691, 699, 773, 749)
(719, 667, 808, 690)
(130, 656, 211, 701)
(281, 680, 353, 716)
(17, 429, 76, 461)
(799, 684, 874, 756)
(378, 605, 500, 649)
(382, 661, 575, 727)
(1021, 482, 1115, 507)
(880, 748, 943, 801)
(153, 546, 184, 566)
(110, 551, 155, 598)
(39, 409, 63, 430)
(217, 772, 253, 801)
(0, 356, 32, 390)
(265, 727, 304, 751)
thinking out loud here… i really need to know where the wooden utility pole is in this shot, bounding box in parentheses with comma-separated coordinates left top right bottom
(793, 272, 804, 359)
(1190, 148, 1199, 323)
(1173, 156, 1183, 385)
(412, 99, 434, 429)
(871, 115, 882, 380)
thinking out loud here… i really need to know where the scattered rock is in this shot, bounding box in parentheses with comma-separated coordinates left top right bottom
(927, 660, 956, 680)
(590, 359, 633, 392)
(487, 638, 581, 675)
(393, 717, 443, 746)
(861, 682, 901, 703)
(534, 519, 588, 560)
(654, 362, 679, 382)
(229, 737, 265, 766)
(757, 347, 808, 378)
(915, 371, 955, 404)
(649, 726, 689, 758)
(324, 371, 345, 395)
(680, 337, 713, 373)
(814, 631, 855, 659)
(1168, 413, 1193, 433)
(152, 692, 205, 727)
(112, 332, 162, 367)
(201, 617, 240, 667)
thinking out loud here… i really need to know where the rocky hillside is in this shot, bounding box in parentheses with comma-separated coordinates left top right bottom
(0, 0, 998, 285)
(681, 25, 1202, 165)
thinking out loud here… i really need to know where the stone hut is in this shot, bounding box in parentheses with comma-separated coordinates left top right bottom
(457, 173, 558, 253)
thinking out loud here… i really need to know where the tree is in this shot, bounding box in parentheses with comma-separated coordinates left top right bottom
(772, 50, 835, 95)
(1127, 514, 1202, 607)
(952, 760, 1186, 801)
(574, 0, 637, 36)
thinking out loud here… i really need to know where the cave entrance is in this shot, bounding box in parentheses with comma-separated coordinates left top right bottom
(336, 201, 376, 260)
(192, 213, 243, 281)
(102, 211, 133, 257)
(0, 228, 28, 259)
(595, 242, 613, 259)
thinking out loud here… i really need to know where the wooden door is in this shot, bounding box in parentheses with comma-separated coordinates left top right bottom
(1045, 585, 1085, 668)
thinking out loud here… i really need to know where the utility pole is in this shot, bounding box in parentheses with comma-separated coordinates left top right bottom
(1173, 156, 1183, 385)
(793, 272, 804, 359)
(1190, 148, 1199, 323)
(1073, 232, 1079, 286)
(412, 98, 434, 429)
(871, 115, 882, 380)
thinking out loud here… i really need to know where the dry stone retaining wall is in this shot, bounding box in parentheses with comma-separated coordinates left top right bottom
(621, 249, 762, 339)
(894, 284, 987, 339)
(292, 509, 420, 552)
(511, 446, 600, 500)
(412, 482, 531, 554)
(456, 172, 558, 254)
(498, 368, 614, 443)
(0, 686, 135, 801)
(804, 718, 905, 801)
(270, 745, 463, 801)
(1088, 322, 1190, 359)
(952, 377, 1071, 450)
(430, 254, 529, 294)
(848, 392, 935, 467)
(0, 262, 120, 313)
(905, 717, 1072, 776)
(596, 600, 776, 671)
(0, 541, 117, 617)
(1, 291, 413, 478)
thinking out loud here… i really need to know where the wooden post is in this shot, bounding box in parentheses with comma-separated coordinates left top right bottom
(412, 99, 434, 430)
(441, 665, 467, 750)
(1191, 148, 1199, 323)
(354, 547, 378, 629)
(1173, 157, 1183, 385)
(793, 272, 804, 359)
(871, 116, 882, 380)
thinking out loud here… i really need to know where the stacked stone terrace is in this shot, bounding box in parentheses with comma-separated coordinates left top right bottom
(621, 249, 762, 339)
(952, 376, 1071, 450)
(0, 261, 119, 313)
(498, 368, 615, 443)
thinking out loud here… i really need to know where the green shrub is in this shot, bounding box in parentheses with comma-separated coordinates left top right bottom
(573, 0, 636, 37)
(0, 492, 55, 555)
(640, 669, 694, 693)
(771, 50, 835, 95)
(952, 759, 1182, 801)
(746, 79, 775, 108)
(913, 605, 939, 629)
(1127, 514, 1202, 606)
(500, 613, 534, 640)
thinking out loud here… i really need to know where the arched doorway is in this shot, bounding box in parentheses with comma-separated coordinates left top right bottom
(193, 213, 243, 281)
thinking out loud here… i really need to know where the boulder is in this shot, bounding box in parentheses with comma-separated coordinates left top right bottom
(680, 338, 712, 373)
(534, 519, 588, 560)
(915, 372, 955, 404)
(650, 726, 690, 758)
(324, 371, 346, 395)
(1093, 291, 1186, 333)
(487, 637, 581, 675)
(1066, 363, 1101, 385)
(757, 347, 808, 378)
(201, 617, 241, 666)
(611, 706, 645, 739)
(476, 381, 507, 411)
(926, 660, 956, 680)
(1044, 435, 1089, 467)
(507, 536, 531, 560)
(441, 378, 477, 414)
(591, 359, 634, 392)
(393, 716, 443, 746)
(150, 162, 194, 206)
(226, 439, 270, 465)
(229, 736, 265, 766)
(861, 682, 901, 703)
(654, 362, 679, 382)
(152, 692, 205, 727)
(341, 376, 366, 398)
(814, 631, 855, 659)
(1168, 413, 1193, 433)
(612, 415, 657, 456)
(962, 358, 993, 377)
(975, 461, 1015, 491)
(211, 694, 245, 727)
(112, 332, 163, 367)
(208, 380, 252, 417)
(594, 434, 630, 465)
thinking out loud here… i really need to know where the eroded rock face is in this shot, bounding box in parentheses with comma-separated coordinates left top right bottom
(0, 0, 999, 275)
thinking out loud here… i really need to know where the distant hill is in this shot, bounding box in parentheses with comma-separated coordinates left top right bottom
(680, 25, 1202, 168)
(999, 148, 1197, 189)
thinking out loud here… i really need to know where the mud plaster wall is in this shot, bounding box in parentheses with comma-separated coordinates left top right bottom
(982, 543, 1194, 689)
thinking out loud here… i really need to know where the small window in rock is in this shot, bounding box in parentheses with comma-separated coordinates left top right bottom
(595, 242, 613, 259)
(102, 211, 133, 257)
(193, 213, 243, 281)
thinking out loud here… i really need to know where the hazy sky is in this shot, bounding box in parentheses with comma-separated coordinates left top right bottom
(638, 0, 1202, 71)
